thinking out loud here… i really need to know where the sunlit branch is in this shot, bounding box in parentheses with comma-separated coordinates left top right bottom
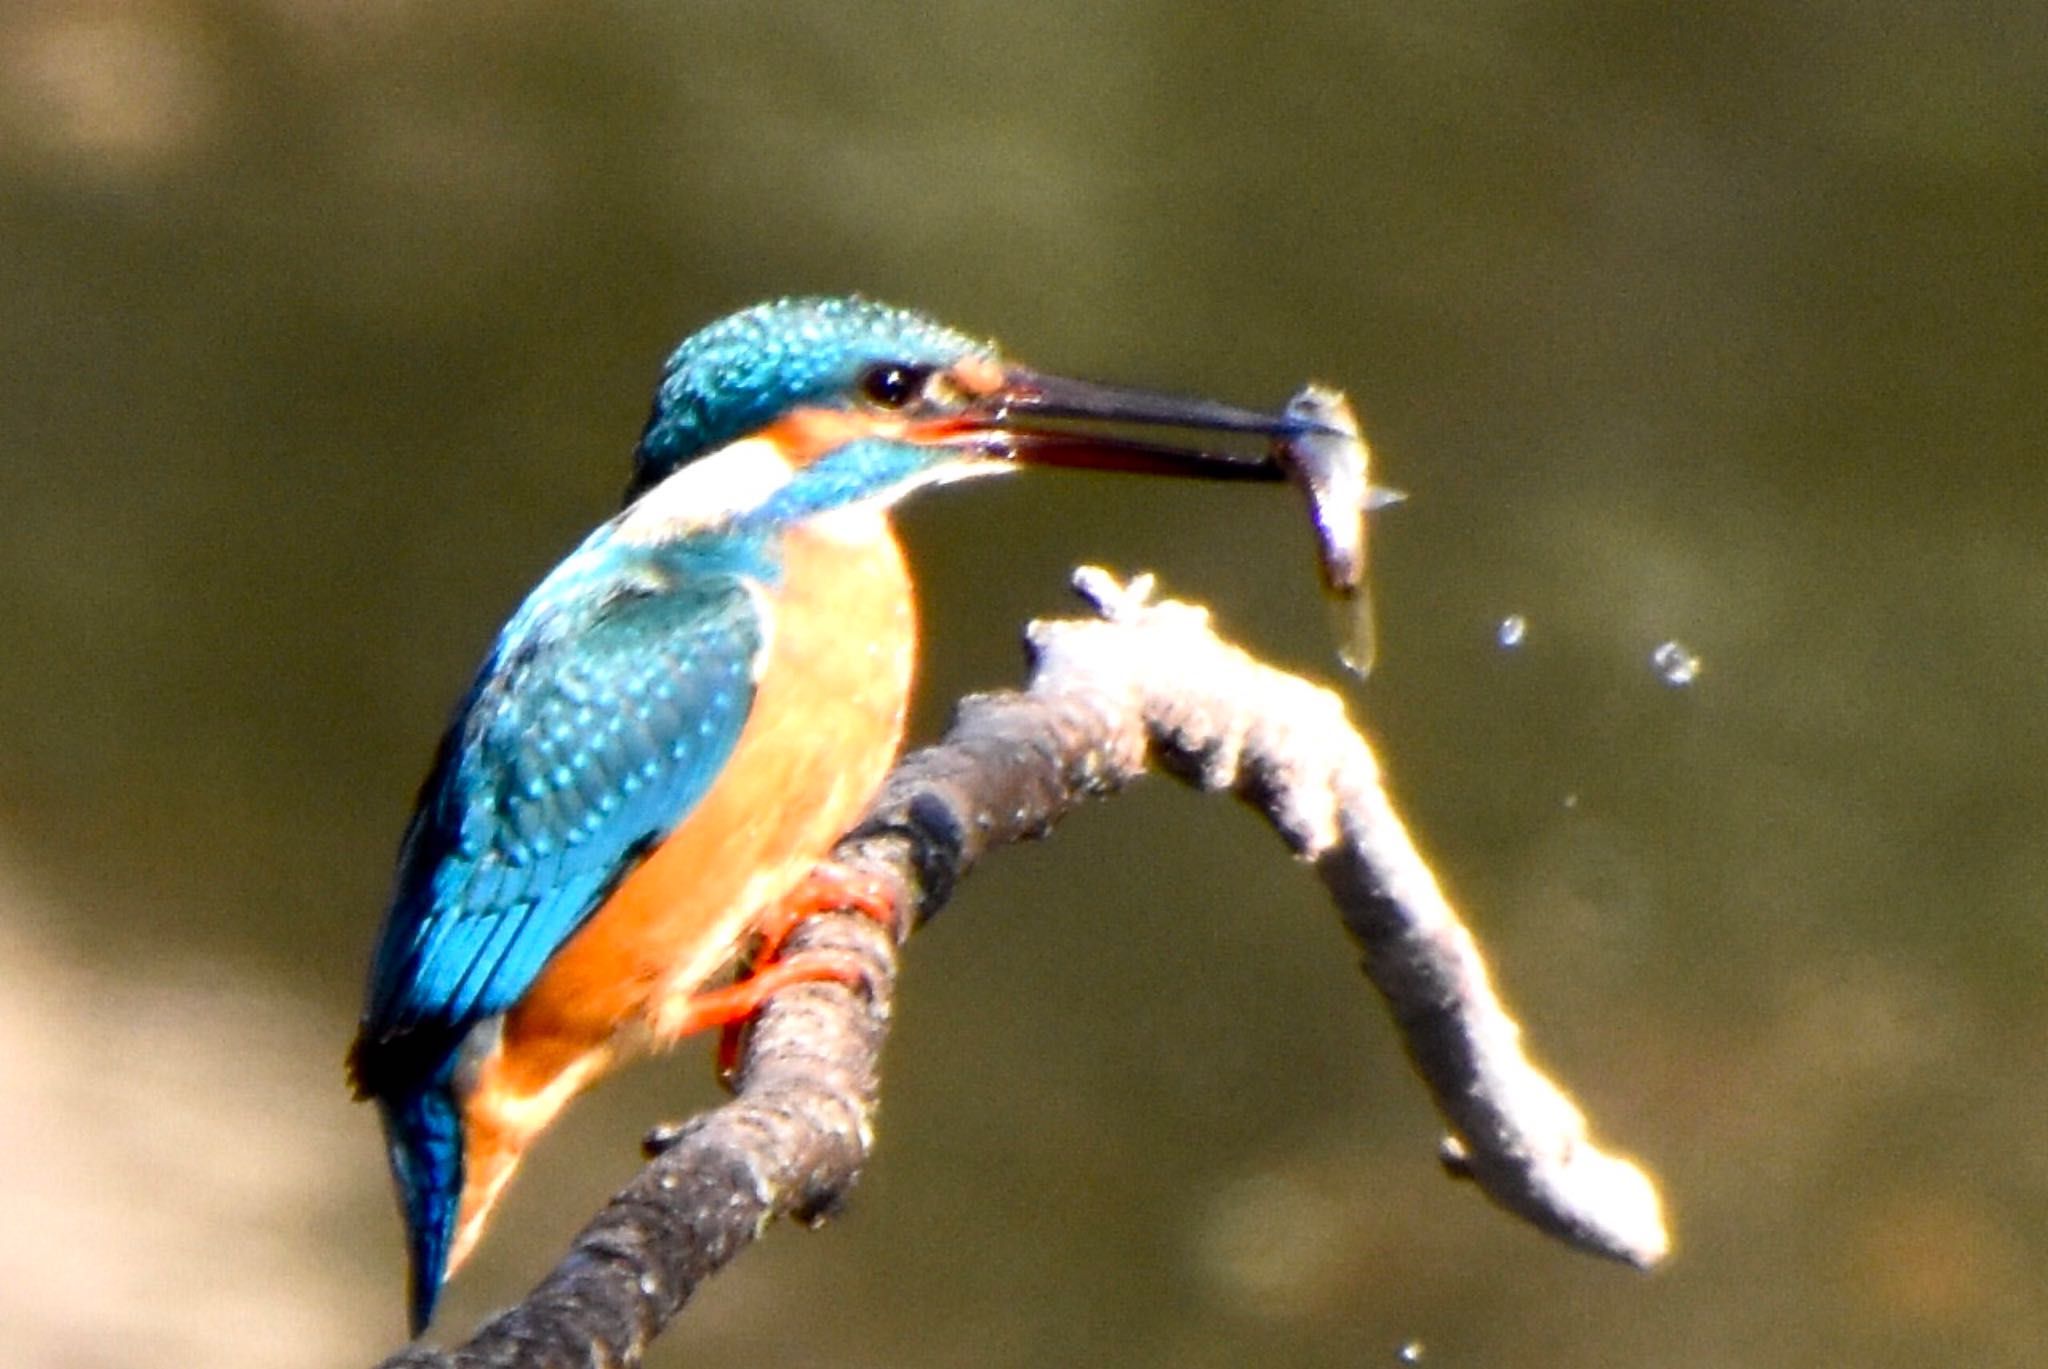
(376, 568, 1667, 1369)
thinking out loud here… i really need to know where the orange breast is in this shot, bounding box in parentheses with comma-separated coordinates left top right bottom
(446, 514, 916, 1270)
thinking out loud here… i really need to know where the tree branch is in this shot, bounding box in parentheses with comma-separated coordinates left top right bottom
(376, 569, 1667, 1369)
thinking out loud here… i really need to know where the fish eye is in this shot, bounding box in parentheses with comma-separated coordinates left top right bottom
(857, 362, 934, 410)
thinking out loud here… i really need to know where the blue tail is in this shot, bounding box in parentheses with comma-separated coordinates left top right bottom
(377, 1075, 465, 1336)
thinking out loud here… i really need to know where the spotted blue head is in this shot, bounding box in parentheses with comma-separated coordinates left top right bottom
(630, 297, 994, 493)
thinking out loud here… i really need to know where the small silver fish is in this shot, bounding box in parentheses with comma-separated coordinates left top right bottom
(1276, 385, 1403, 677)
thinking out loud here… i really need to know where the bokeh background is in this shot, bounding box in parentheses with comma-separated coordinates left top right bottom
(3, 3, 2045, 1365)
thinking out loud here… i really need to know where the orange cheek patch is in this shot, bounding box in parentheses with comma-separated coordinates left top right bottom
(760, 408, 904, 467)
(756, 392, 993, 467)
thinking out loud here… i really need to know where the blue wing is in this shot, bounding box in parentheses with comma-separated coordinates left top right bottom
(351, 556, 765, 1090)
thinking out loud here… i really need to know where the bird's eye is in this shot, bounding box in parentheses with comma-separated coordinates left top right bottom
(858, 362, 933, 410)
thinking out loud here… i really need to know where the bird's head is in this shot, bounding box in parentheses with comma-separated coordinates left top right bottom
(625, 296, 1329, 524)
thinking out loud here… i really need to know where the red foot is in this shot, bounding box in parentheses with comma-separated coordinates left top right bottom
(750, 861, 900, 966)
(712, 862, 900, 1082)
(661, 948, 871, 1039)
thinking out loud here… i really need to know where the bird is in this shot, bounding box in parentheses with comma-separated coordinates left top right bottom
(347, 295, 1329, 1334)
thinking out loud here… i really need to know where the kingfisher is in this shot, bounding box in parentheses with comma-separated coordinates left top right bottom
(348, 296, 1330, 1334)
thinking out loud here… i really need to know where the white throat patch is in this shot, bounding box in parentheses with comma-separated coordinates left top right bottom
(618, 438, 795, 541)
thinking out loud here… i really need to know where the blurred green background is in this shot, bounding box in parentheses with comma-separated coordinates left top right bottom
(3, 2, 2045, 1364)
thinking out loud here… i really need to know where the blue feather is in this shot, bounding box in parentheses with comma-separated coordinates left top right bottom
(359, 539, 769, 1048)
(350, 526, 774, 1319)
(378, 1067, 464, 1336)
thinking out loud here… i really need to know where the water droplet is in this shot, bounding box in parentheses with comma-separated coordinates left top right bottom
(1396, 1340, 1426, 1364)
(1650, 640, 1701, 687)
(1496, 614, 1528, 649)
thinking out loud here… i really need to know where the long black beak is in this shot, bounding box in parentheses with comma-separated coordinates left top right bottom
(958, 368, 1338, 481)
